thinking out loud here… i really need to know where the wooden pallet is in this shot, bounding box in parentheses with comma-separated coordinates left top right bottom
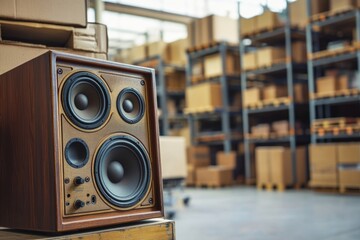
(339, 186, 360, 194)
(191, 74, 240, 84)
(183, 106, 220, 115)
(241, 25, 304, 39)
(197, 134, 225, 143)
(258, 183, 305, 192)
(255, 57, 290, 70)
(309, 44, 357, 60)
(311, 123, 360, 136)
(311, 8, 354, 23)
(312, 88, 360, 99)
(195, 183, 233, 189)
(245, 97, 291, 109)
(312, 117, 358, 129)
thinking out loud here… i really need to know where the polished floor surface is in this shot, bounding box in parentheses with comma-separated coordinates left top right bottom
(171, 186, 360, 240)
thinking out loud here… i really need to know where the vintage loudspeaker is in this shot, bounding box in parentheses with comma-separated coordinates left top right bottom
(0, 51, 163, 232)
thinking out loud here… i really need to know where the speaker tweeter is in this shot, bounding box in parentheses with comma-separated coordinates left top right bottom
(117, 88, 145, 124)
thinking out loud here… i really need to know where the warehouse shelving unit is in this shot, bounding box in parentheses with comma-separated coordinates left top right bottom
(238, 1, 310, 183)
(305, 0, 360, 143)
(186, 42, 242, 153)
(134, 55, 187, 135)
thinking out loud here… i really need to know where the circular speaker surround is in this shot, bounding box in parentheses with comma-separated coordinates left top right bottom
(62, 71, 111, 130)
(117, 88, 145, 124)
(94, 135, 151, 208)
(65, 138, 89, 168)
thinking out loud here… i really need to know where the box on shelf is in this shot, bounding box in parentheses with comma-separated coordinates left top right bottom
(292, 42, 307, 63)
(186, 165, 196, 185)
(203, 54, 239, 78)
(339, 167, 360, 189)
(251, 124, 271, 138)
(195, 166, 233, 187)
(256, 47, 285, 68)
(256, 11, 283, 31)
(330, 0, 359, 13)
(316, 75, 337, 93)
(0, 41, 107, 75)
(0, 0, 87, 27)
(272, 120, 289, 136)
(240, 16, 256, 36)
(294, 83, 308, 103)
(216, 151, 237, 169)
(309, 143, 338, 187)
(290, 0, 330, 27)
(192, 61, 203, 78)
(166, 70, 186, 91)
(243, 52, 257, 71)
(243, 88, 262, 106)
(71, 23, 108, 54)
(169, 127, 191, 147)
(167, 38, 189, 66)
(128, 44, 147, 63)
(147, 41, 169, 60)
(185, 82, 222, 110)
(337, 142, 360, 164)
(255, 147, 271, 185)
(187, 146, 211, 167)
(159, 136, 187, 179)
(262, 85, 287, 100)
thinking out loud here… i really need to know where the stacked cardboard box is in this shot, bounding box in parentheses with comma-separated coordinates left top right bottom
(338, 143, 360, 191)
(256, 146, 307, 189)
(185, 82, 222, 112)
(0, 0, 109, 75)
(165, 70, 186, 92)
(203, 54, 240, 78)
(289, 0, 330, 28)
(239, 11, 283, 36)
(316, 72, 358, 94)
(186, 146, 211, 185)
(330, 0, 360, 13)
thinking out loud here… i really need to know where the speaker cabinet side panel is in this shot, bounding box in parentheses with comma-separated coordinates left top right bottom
(0, 53, 58, 232)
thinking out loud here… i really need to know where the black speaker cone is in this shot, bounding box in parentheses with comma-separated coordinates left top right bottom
(62, 72, 110, 129)
(94, 135, 151, 208)
(65, 138, 89, 168)
(117, 88, 145, 124)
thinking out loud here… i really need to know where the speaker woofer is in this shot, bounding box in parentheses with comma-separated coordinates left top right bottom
(62, 72, 110, 130)
(65, 138, 89, 168)
(94, 135, 151, 208)
(117, 88, 145, 124)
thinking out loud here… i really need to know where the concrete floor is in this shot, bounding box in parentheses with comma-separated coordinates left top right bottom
(172, 186, 360, 240)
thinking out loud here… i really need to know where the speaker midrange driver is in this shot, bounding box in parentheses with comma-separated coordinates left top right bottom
(117, 88, 145, 124)
(62, 71, 111, 130)
(94, 135, 151, 208)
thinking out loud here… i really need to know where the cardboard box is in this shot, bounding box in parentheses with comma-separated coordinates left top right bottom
(0, 0, 87, 27)
(243, 88, 262, 106)
(159, 136, 187, 179)
(166, 70, 186, 91)
(262, 85, 287, 100)
(255, 147, 271, 185)
(196, 166, 233, 187)
(256, 47, 285, 67)
(294, 83, 308, 103)
(147, 41, 169, 60)
(216, 151, 237, 169)
(240, 17, 256, 36)
(339, 168, 360, 188)
(309, 144, 338, 187)
(256, 11, 283, 31)
(186, 165, 196, 185)
(167, 38, 189, 66)
(272, 120, 289, 136)
(330, 0, 358, 13)
(292, 42, 307, 63)
(71, 23, 108, 54)
(185, 82, 222, 110)
(192, 61, 203, 78)
(0, 41, 107, 75)
(128, 44, 147, 63)
(187, 146, 211, 167)
(337, 143, 360, 164)
(251, 124, 271, 138)
(243, 52, 257, 71)
(316, 75, 337, 93)
(203, 54, 239, 78)
(289, 0, 329, 27)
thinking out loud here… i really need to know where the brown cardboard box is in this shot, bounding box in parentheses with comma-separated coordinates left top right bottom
(166, 70, 186, 91)
(216, 151, 236, 169)
(294, 83, 308, 103)
(203, 54, 239, 78)
(289, 0, 329, 27)
(337, 143, 360, 164)
(159, 136, 187, 179)
(292, 42, 307, 63)
(185, 82, 222, 110)
(147, 41, 169, 60)
(128, 44, 147, 63)
(240, 17, 256, 36)
(251, 124, 271, 138)
(167, 38, 189, 66)
(243, 52, 257, 71)
(243, 88, 262, 106)
(187, 146, 211, 167)
(316, 75, 337, 93)
(338, 74, 350, 90)
(339, 168, 360, 188)
(309, 144, 338, 187)
(169, 127, 191, 147)
(330, 0, 357, 13)
(0, 0, 87, 27)
(256, 47, 285, 67)
(196, 166, 233, 187)
(192, 61, 203, 78)
(263, 85, 287, 100)
(71, 23, 108, 54)
(206, 15, 239, 45)
(255, 147, 271, 185)
(186, 165, 196, 185)
(272, 120, 289, 136)
(0, 41, 107, 75)
(256, 11, 283, 31)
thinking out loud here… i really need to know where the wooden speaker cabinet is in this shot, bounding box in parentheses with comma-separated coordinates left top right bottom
(0, 51, 164, 232)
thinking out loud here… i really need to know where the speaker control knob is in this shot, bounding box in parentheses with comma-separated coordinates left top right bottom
(74, 200, 85, 209)
(74, 176, 85, 186)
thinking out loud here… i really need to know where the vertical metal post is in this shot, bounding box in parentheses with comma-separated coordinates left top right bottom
(306, 0, 317, 144)
(238, 2, 252, 180)
(356, 10, 360, 72)
(186, 51, 197, 145)
(94, 0, 104, 23)
(285, 0, 297, 184)
(220, 43, 231, 152)
(158, 56, 168, 135)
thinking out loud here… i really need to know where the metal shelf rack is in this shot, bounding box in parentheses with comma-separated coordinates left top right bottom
(186, 42, 242, 152)
(238, 1, 310, 182)
(133, 55, 187, 135)
(306, 0, 360, 143)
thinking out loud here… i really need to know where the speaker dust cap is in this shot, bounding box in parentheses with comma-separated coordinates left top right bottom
(94, 135, 151, 208)
(62, 71, 111, 130)
(117, 88, 145, 124)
